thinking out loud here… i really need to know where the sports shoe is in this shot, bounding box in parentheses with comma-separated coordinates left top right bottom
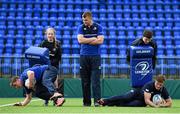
(97, 99, 105, 106)
(94, 102, 100, 107)
(44, 100, 49, 106)
(50, 93, 63, 100)
(56, 98, 65, 107)
(83, 104, 91, 107)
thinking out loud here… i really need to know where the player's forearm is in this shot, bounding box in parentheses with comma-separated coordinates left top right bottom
(159, 101, 172, 107)
(89, 39, 103, 45)
(21, 98, 31, 106)
(77, 34, 98, 44)
(78, 36, 96, 44)
(146, 100, 158, 107)
(21, 94, 32, 106)
(89, 36, 104, 45)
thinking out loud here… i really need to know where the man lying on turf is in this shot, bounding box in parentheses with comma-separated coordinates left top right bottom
(98, 75, 172, 108)
(10, 65, 65, 107)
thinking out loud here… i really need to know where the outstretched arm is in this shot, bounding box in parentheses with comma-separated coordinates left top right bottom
(144, 92, 159, 107)
(159, 98, 172, 107)
(14, 93, 32, 106)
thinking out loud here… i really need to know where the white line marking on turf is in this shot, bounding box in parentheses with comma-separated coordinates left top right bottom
(0, 99, 41, 108)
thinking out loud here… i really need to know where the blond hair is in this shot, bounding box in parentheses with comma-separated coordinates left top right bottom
(82, 11, 92, 19)
(45, 27, 58, 48)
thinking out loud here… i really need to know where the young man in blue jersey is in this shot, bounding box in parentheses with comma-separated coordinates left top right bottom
(77, 11, 104, 106)
(10, 65, 65, 107)
(98, 75, 172, 107)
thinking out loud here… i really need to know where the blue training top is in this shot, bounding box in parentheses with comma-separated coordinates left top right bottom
(77, 22, 103, 55)
(20, 65, 48, 94)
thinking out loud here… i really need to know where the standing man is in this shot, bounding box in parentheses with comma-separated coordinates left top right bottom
(77, 11, 104, 106)
(127, 30, 157, 70)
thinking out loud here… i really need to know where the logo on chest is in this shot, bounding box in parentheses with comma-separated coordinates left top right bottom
(83, 27, 97, 31)
(93, 27, 97, 30)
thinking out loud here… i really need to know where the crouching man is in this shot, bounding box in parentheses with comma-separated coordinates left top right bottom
(10, 65, 65, 107)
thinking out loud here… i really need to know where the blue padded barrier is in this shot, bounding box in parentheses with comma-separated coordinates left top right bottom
(25, 46, 50, 67)
(130, 46, 154, 87)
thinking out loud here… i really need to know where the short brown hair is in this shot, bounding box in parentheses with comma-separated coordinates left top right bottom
(82, 11, 92, 18)
(155, 74, 166, 83)
(143, 30, 153, 39)
(10, 76, 19, 87)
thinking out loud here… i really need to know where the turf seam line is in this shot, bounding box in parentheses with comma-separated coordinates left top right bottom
(0, 99, 41, 108)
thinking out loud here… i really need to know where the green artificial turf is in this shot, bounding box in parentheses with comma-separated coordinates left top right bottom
(0, 98, 180, 114)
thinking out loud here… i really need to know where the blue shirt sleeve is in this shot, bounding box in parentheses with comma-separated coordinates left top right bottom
(20, 70, 28, 82)
(97, 24, 104, 36)
(28, 65, 48, 81)
(77, 25, 83, 34)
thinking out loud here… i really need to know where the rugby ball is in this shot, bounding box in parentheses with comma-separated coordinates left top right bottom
(152, 94, 162, 105)
(25, 79, 36, 88)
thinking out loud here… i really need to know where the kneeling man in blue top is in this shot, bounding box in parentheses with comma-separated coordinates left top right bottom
(98, 75, 172, 107)
(10, 65, 65, 107)
(77, 11, 104, 106)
